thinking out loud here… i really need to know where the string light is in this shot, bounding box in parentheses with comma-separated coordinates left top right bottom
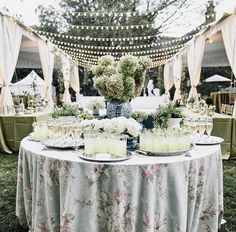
(43, 22, 153, 30)
(50, 35, 192, 50)
(36, 29, 157, 41)
(61, 10, 216, 19)
(36, 23, 206, 42)
(57, 44, 184, 56)
(65, 47, 180, 58)
(66, 49, 179, 63)
(63, 10, 156, 17)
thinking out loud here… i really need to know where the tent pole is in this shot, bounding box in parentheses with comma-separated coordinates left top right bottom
(231, 27, 236, 87)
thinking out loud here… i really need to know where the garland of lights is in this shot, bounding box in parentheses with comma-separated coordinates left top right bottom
(75, 58, 169, 68)
(69, 50, 178, 60)
(36, 30, 154, 41)
(36, 23, 206, 42)
(65, 47, 181, 60)
(59, 9, 215, 18)
(74, 55, 172, 68)
(50, 35, 192, 50)
(44, 22, 153, 30)
(57, 44, 184, 55)
(66, 49, 179, 61)
(3, 11, 215, 68)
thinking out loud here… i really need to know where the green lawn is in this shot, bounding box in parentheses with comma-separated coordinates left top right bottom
(0, 154, 235, 231)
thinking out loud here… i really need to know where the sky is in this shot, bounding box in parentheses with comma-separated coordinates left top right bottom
(0, 0, 236, 36)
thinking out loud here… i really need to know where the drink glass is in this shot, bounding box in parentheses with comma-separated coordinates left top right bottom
(198, 118, 207, 137)
(84, 132, 95, 156)
(206, 117, 213, 137)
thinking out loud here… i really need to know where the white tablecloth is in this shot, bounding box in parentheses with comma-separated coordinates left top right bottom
(16, 138, 223, 231)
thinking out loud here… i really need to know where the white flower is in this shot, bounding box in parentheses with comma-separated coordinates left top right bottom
(125, 118, 142, 137)
(87, 99, 105, 110)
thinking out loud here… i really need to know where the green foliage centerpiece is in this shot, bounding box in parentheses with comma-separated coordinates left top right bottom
(153, 104, 183, 129)
(92, 55, 151, 118)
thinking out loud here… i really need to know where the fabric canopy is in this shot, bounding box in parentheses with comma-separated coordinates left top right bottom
(164, 62, 174, 96)
(0, 13, 78, 114)
(62, 56, 72, 104)
(173, 55, 182, 103)
(70, 62, 80, 103)
(222, 14, 236, 78)
(0, 15, 23, 114)
(38, 40, 54, 107)
(204, 74, 231, 82)
(187, 34, 206, 102)
(10, 70, 46, 97)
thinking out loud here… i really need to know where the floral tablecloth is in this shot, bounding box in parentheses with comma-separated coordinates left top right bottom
(16, 138, 223, 232)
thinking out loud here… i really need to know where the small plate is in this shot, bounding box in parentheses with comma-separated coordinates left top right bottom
(194, 135, 224, 145)
(28, 133, 42, 142)
(42, 139, 84, 150)
(78, 151, 133, 162)
(136, 145, 193, 157)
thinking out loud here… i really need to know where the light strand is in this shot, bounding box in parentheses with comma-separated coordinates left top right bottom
(36, 24, 206, 42)
(43, 22, 153, 30)
(58, 44, 184, 55)
(59, 10, 216, 19)
(36, 29, 154, 41)
(50, 35, 192, 50)
(66, 49, 179, 61)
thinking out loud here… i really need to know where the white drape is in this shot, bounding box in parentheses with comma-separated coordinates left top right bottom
(173, 56, 182, 103)
(233, 99, 236, 117)
(187, 35, 206, 103)
(69, 62, 80, 103)
(38, 40, 54, 108)
(164, 62, 174, 96)
(0, 16, 23, 114)
(62, 56, 71, 104)
(222, 14, 236, 77)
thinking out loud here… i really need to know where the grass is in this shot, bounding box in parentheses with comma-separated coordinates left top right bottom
(0, 154, 235, 231)
(0, 155, 28, 232)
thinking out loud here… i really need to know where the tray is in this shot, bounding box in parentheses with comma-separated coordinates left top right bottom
(135, 145, 193, 156)
(194, 135, 224, 145)
(42, 139, 84, 150)
(78, 151, 133, 162)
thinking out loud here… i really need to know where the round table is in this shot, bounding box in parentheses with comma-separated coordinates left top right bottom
(16, 138, 223, 232)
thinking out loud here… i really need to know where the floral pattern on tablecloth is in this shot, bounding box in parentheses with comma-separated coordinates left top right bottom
(16, 147, 223, 232)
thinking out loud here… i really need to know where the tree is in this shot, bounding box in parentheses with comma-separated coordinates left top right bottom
(35, 0, 191, 64)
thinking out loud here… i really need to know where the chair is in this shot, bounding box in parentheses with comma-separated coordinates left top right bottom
(225, 105, 233, 115)
(229, 93, 236, 105)
(221, 104, 226, 114)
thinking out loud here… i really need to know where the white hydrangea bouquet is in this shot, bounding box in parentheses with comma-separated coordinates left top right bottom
(86, 99, 105, 110)
(79, 117, 142, 138)
(92, 55, 151, 102)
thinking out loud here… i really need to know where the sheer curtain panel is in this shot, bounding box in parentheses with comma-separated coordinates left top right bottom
(0, 16, 22, 114)
(187, 35, 206, 103)
(164, 62, 174, 96)
(173, 56, 182, 103)
(62, 56, 71, 104)
(38, 41, 54, 108)
(69, 62, 80, 103)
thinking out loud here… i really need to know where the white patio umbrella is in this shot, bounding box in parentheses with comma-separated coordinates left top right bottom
(204, 74, 231, 82)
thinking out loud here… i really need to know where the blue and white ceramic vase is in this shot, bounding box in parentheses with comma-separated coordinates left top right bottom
(106, 99, 132, 119)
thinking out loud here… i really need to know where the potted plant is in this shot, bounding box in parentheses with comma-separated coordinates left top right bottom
(153, 104, 183, 129)
(51, 104, 80, 118)
(131, 111, 148, 123)
(92, 55, 151, 118)
(86, 99, 105, 116)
